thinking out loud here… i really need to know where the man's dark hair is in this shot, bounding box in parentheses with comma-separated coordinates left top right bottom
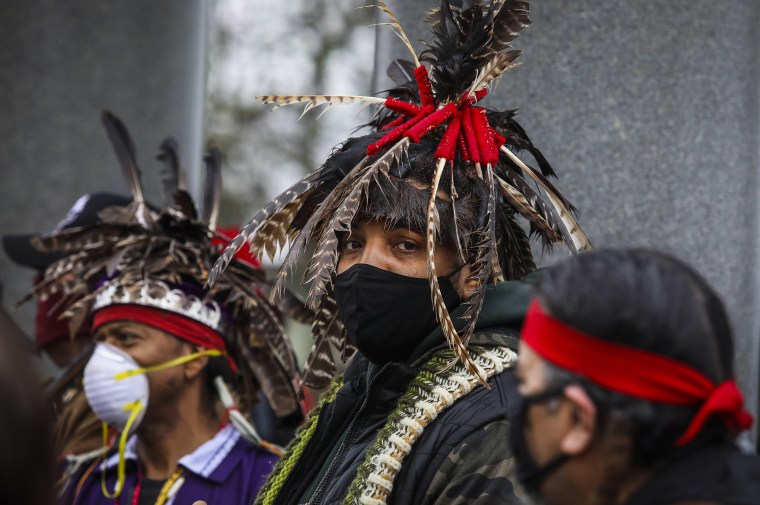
(534, 248, 735, 464)
(315, 133, 536, 280)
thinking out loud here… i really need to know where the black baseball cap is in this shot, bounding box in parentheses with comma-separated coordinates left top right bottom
(2, 192, 134, 269)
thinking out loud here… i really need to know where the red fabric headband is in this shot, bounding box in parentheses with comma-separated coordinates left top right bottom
(92, 304, 237, 373)
(522, 299, 752, 446)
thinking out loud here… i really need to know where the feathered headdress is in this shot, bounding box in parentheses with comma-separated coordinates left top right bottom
(210, 0, 592, 389)
(29, 111, 305, 418)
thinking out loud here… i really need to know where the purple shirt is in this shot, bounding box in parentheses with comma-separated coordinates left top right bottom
(61, 425, 278, 505)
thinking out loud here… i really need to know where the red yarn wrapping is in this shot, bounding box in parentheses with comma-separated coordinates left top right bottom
(491, 128, 506, 149)
(405, 103, 457, 143)
(434, 117, 461, 161)
(367, 105, 434, 155)
(384, 97, 422, 117)
(381, 115, 406, 131)
(461, 108, 481, 163)
(457, 129, 471, 162)
(472, 108, 498, 164)
(415, 66, 435, 107)
(460, 88, 489, 107)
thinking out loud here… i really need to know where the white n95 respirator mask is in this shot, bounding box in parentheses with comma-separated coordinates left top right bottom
(83, 342, 149, 431)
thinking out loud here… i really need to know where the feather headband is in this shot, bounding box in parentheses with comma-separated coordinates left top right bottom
(210, 0, 592, 388)
(28, 111, 307, 417)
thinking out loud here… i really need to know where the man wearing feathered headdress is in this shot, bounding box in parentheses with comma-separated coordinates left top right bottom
(212, 1, 591, 504)
(43, 113, 306, 505)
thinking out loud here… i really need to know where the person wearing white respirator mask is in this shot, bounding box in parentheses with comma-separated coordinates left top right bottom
(36, 112, 307, 505)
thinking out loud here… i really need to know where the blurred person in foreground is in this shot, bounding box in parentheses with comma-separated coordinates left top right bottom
(210, 1, 593, 503)
(511, 249, 760, 505)
(43, 112, 305, 504)
(0, 328, 55, 505)
(3, 192, 134, 458)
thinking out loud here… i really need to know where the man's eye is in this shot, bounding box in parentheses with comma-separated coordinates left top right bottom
(344, 239, 362, 251)
(397, 241, 418, 251)
(117, 332, 139, 343)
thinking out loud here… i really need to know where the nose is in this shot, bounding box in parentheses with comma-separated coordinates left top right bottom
(356, 238, 392, 271)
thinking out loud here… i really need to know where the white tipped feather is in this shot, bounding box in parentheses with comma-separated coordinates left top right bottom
(500, 145, 593, 252)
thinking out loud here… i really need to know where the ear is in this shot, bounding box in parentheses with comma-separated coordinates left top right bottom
(183, 344, 210, 381)
(559, 384, 597, 456)
(454, 264, 479, 299)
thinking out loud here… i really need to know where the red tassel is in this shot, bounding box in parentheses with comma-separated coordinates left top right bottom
(472, 108, 498, 164)
(434, 117, 461, 161)
(460, 88, 489, 107)
(457, 130, 471, 162)
(381, 115, 406, 131)
(367, 105, 434, 155)
(462, 108, 481, 163)
(384, 97, 422, 117)
(491, 128, 506, 149)
(415, 66, 435, 107)
(405, 103, 457, 143)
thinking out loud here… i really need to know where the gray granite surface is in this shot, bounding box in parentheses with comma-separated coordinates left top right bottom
(0, 0, 206, 342)
(377, 0, 760, 419)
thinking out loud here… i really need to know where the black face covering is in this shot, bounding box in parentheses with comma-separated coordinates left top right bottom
(334, 263, 461, 364)
(508, 386, 570, 492)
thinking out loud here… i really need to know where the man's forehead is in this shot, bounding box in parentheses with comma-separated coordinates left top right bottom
(96, 320, 159, 337)
(352, 215, 424, 235)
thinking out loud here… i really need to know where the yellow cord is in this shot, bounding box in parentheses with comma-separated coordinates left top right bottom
(94, 350, 220, 500)
(114, 349, 223, 380)
(100, 400, 143, 498)
(155, 468, 184, 505)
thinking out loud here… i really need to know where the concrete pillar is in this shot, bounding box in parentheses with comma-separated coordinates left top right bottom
(376, 0, 760, 418)
(0, 0, 206, 337)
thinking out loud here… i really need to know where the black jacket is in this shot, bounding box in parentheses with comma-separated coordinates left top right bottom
(624, 440, 760, 505)
(263, 280, 533, 505)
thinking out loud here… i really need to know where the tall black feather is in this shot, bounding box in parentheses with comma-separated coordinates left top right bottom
(156, 138, 197, 219)
(101, 111, 145, 205)
(423, 0, 531, 101)
(202, 147, 223, 229)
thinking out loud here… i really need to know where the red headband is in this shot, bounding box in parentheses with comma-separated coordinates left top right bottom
(92, 304, 237, 373)
(522, 299, 752, 446)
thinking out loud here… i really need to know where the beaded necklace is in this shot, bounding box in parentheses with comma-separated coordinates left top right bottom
(256, 345, 516, 505)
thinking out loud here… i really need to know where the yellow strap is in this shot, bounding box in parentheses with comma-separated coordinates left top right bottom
(100, 400, 143, 499)
(155, 467, 184, 505)
(114, 349, 224, 381)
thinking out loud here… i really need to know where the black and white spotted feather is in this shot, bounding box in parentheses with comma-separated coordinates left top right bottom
(28, 112, 307, 417)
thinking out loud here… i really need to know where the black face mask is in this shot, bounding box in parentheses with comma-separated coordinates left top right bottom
(508, 386, 570, 492)
(334, 264, 461, 364)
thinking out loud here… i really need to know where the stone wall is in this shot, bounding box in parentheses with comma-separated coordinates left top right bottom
(376, 0, 760, 418)
(0, 0, 206, 340)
